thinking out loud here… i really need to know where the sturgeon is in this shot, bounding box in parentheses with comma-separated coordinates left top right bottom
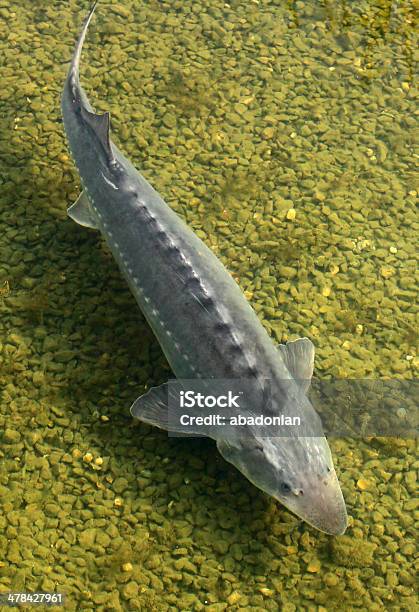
(62, 3, 348, 535)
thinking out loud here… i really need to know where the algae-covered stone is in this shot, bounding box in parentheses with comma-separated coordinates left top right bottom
(177, 593, 201, 609)
(229, 543, 243, 561)
(173, 557, 197, 573)
(330, 536, 377, 567)
(162, 113, 177, 128)
(3, 428, 21, 443)
(278, 266, 297, 279)
(206, 604, 227, 612)
(306, 559, 321, 573)
(113, 477, 129, 493)
(122, 581, 139, 600)
(111, 3, 131, 18)
(78, 528, 97, 549)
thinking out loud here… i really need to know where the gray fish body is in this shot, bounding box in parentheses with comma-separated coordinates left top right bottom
(62, 4, 348, 535)
(63, 90, 286, 387)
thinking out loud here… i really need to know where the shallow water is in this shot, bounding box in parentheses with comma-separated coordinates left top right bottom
(0, 0, 417, 610)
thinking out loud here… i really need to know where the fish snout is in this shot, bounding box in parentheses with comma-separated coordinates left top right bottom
(302, 469, 348, 535)
(279, 467, 348, 536)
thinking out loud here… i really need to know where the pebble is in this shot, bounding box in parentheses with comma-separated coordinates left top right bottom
(3, 428, 21, 443)
(381, 266, 395, 278)
(357, 478, 371, 491)
(122, 562, 133, 572)
(32, 371, 45, 385)
(227, 592, 241, 605)
(258, 587, 274, 596)
(122, 581, 138, 599)
(307, 560, 321, 573)
(262, 127, 275, 139)
(324, 573, 339, 586)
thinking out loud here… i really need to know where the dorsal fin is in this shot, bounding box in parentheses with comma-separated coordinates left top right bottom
(80, 107, 112, 158)
(278, 337, 315, 393)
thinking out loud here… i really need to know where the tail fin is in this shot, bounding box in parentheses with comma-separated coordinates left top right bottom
(68, 1, 99, 91)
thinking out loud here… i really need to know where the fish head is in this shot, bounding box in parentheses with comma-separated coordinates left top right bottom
(132, 380, 348, 535)
(216, 431, 347, 535)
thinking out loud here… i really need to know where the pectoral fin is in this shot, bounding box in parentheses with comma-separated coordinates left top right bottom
(278, 337, 315, 393)
(68, 191, 99, 229)
(130, 382, 210, 437)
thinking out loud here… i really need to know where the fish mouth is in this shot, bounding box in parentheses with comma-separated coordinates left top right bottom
(305, 497, 348, 536)
(278, 470, 348, 536)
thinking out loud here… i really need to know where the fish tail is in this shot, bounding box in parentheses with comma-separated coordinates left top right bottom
(68, 1, 99, 87)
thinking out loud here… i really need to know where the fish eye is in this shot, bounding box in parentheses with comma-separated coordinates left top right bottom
(279, 482, 291, 494)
